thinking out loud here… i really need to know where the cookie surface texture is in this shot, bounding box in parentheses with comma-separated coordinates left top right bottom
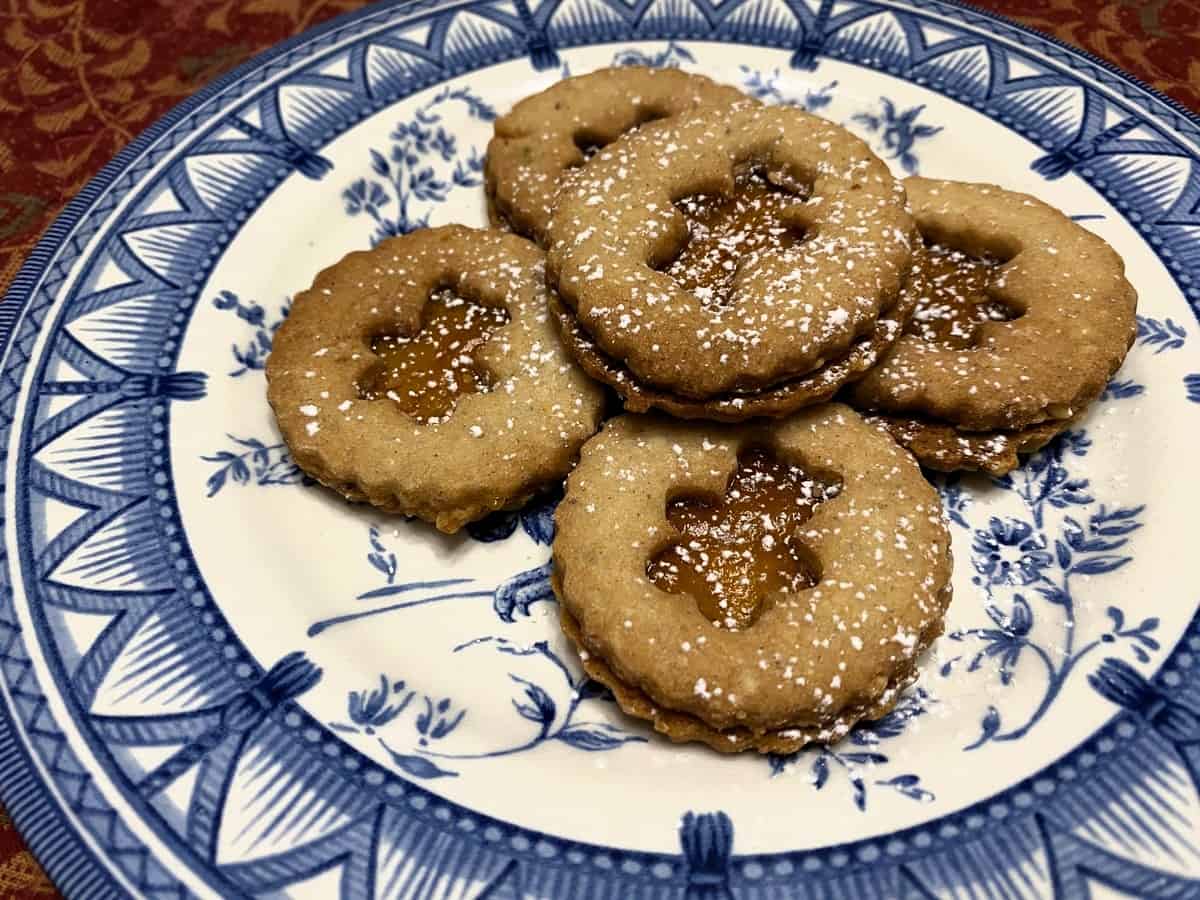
(546, 104, 914, 400)
(552, 407, 952, 747)
(849, 177, 1138, 431)
(266, 225, 605, 533)
(485, 66, 747, 244)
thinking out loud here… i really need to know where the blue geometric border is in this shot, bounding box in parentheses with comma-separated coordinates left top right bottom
(1, 0, 1199, 896)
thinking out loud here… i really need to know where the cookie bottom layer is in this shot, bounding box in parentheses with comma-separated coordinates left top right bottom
(865, 413, 1074, 476)
(550, 285, 917, 423)
(555, 577, 947, 755)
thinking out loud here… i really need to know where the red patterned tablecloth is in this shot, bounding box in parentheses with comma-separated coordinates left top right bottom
(0, 0, 1196, 895)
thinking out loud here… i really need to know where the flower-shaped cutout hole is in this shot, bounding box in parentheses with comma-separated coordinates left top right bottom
(572, 108, 670, 163)
(356, 288, 510, 423)
(647, 446, 841, 630)
(654, 166, 810, 309)
(904, 242, 1021, 349)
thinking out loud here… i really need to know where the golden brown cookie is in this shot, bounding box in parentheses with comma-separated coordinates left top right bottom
(552, 408, 952, 751)
(266, 225, 605, 533)
(864, 414, 1071, 477)
(485, 66, 748, 245)
(546, 103, 915, 402)
(549, 281, 917, 423)
(848, 177, 1138, 432)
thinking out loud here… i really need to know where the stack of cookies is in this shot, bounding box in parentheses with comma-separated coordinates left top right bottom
(266, 66, 1137, 753)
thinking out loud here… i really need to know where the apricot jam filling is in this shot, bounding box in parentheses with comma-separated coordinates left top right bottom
(647, 447, 839, 629)
(663, 169, 807, 308)
(904, 243, 1016, 348)
(357, 290, 509, 423)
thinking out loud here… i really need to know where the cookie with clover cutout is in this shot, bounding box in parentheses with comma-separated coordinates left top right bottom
(486, 66, 749, 245)
(266, 225, 605, 533)
(552, 407, 952, 753)
(848, 177, 1137, 474)
(544, 102, 916, 421)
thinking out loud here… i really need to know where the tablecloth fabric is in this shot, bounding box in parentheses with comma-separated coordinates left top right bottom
(0, 0, 1197, 895)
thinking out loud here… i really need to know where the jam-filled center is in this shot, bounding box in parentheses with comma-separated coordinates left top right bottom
(646, 447, 840, 630)
(357, 289, 510, 423)
(662, 169, 808, 308)
(905, 243, 1018, 348)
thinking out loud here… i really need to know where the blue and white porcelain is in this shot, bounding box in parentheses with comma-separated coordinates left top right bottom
(2, 0, 1200, 896)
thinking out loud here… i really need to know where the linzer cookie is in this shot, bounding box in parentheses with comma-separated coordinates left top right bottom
(552, 407, 952, 753)
(485, 66, 747, 245)
(848, 177, 1137, 473)
(545, 103, 915, 420)
(266, 225, 605, 533)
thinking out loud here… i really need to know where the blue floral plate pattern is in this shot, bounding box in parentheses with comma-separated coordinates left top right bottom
(2, 0, 1200, 896)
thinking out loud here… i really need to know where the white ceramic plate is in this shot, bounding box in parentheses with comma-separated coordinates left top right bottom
(2, 0, 1199, 896)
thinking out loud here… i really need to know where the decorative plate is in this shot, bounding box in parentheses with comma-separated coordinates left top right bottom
(2, 0, 1200, 896)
